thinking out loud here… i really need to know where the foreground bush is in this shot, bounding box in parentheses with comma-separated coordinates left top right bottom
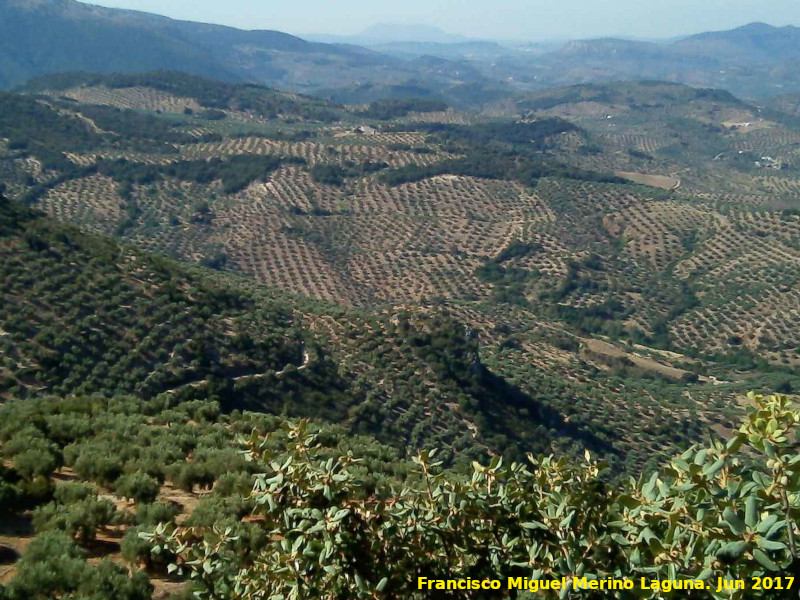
(148, 393, 800, 599)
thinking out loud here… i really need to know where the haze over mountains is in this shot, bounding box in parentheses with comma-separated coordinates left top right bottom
(306, 23, 471, 45)
(1, 0, 800, 101)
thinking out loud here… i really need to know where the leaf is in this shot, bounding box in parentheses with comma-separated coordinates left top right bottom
(762, 516, 783, 537)
(752, 471, 771, 487)
(756, 538, 787, 552)
(521, 521, 547, 530)
(611, 533, 629, 546)
(672, 458, 691, 472)
(753, 549, 780, 571)
(703, 458, 725, 478)
(723, 507, 745, 536)
(763, 440, 777, 459)
(726, 435, 745, 454)
(559, 580, 572, 600)
(745, 496, 758, 529)
(333, 509, 350, 522)
(642, 473, 658, 499)
(698, 568, 713, 581)
(716, 541, 749, 560)
(355, 572, 366, 591)
(559, 510, 575, 529)
(694, 449, 708, 466)
(638, 527, 657, 545)
(376, 577, 388, 592)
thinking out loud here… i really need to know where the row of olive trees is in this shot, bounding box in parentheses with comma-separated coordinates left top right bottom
(150, 393, 800, 599)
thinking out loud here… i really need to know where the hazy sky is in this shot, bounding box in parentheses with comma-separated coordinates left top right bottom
(82, 0, 800, 40)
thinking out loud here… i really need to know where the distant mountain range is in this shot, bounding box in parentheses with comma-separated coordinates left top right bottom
(305, 24, 512, 61)
(0, 0, 512, 106)
(530, 23, 800, 98)
(306, 23, 470, 45)
(671, 22, 800, 64)
(1, 0, 800, 102)
(0, 0, 397, 86)
(547, 23, 800, 66)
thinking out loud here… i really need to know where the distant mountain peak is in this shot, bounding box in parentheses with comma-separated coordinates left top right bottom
(737, 22, 775, 30)
(732, 22, 787, 33)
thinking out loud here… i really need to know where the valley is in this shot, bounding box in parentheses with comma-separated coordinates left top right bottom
(2, 73, 799, 474)
(0, 9, 800, 595)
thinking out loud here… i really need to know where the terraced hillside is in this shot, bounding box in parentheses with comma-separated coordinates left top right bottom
(4, 170, 783, 479)
(6, 75, 800, 599)
(7, 79, 800, 364)
(3, 74, 800, 471)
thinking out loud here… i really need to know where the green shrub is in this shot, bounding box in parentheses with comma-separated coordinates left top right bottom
(149, 394, 800, 600)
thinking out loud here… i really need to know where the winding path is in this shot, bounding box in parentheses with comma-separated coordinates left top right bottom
(163, 345, 310, 395)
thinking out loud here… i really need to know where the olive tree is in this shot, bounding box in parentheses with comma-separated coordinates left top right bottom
(32, 482, 117, 544)
(114, 471, 161, 504)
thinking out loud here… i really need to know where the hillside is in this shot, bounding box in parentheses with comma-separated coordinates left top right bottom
(0, 0, 505, 106)
(0, 0, 239, 87)
(2, 67, 800, 598)
(1, 174, 798, 599)
(3, 75, 799, 469)
(0, 192, 628, 464)
(4, 2, 800, 104)
(0, 0, 386, 89)
(8, 77, 800, 367)
(671, 22, 800, 65)
(530, 23, 800, 98)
